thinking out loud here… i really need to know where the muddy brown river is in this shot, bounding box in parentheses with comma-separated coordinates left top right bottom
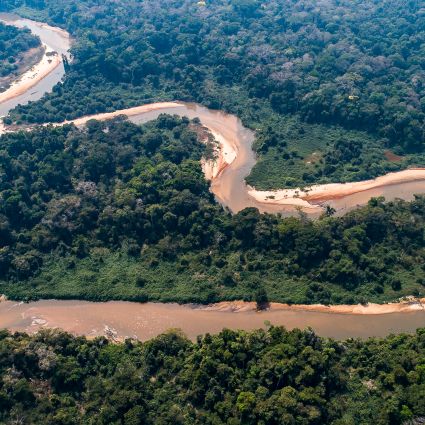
(0, 16, 423, 340)
(128, 103, 425, 216)
(0, 300, 424, 340)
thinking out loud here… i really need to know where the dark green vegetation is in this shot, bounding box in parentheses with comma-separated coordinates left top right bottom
(248, 116, 425, 189)
(1, 0, 424, 186)
(0, 21, 41, 83)
(1, 327, 424, 424)
(0, 117, 424, 304)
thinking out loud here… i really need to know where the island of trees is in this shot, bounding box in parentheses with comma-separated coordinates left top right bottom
(0, 116, 423, 305)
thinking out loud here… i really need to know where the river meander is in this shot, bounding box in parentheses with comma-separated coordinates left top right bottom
(0, 15, 423, 339)
(0, 13, 70, 116)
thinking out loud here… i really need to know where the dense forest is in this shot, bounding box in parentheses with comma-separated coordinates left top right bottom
(0, 21, 41, 83)
(0, 2, 424, 424)
(0, 327, 424, 424)
(247, 116, 425, 189)
(0, 0, 424, 187)
(0, 116, 424, 304)
(0, 3, 424, 422)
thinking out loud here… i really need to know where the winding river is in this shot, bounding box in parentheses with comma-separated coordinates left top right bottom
(0, 13, 70, 116)
(0, 14, 424, 339)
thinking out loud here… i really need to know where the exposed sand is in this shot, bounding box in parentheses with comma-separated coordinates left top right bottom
(0, 19, 423, 332)
(2, 98, 424, 211)
(0, 46, 44, 90)
(202, 128, 238, 180)
(202, 298, 425, 315)
(38, 21, 70, 40)
(54, 104, 425, 210)
(58, 102, 183, 127)
(55, 102, 239, 182)
(0, 12, 423, 213)
(249, 168, 425, 209)
(0, 44, 61, 105)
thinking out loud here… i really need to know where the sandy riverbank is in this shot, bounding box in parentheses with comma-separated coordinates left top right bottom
(248, 168, 425, 209)
(57, 103, 425, 210)
(38, 21, 70, 40)
(202, 128, 238, 180)
(0, 44, 61, 106)
(200, 298, 425, 315)
(56, 102, 240, 181)
(1, 295, 423, 315)
(2, 99, 424, 212)
(59, 102, 183, 126)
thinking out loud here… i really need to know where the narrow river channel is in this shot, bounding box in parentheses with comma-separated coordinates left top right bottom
(1, 300, 424, 341)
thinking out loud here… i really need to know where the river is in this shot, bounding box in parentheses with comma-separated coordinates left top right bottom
(0, 16, 423, 339)
(0, 13, 70, 116)
(126, 103, 425, 216)
(0, 299, 424, 341)
(0, 15, 423, 216)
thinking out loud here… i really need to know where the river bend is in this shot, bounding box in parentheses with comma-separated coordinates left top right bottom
(0, 15, 424, 339)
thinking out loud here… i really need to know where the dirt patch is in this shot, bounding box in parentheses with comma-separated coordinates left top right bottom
(304, 151, 322, 164)
(384, 150, 403, 162)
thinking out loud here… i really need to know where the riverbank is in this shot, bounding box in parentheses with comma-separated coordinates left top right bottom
(0, 44, 61, 105)
(0, 15, 423, 216)
(59, 101, 239, 181)
(0, 46, 44, 92)
(202, 128, 238, 180)
(201, 298, 425, 315)
(0, 16, 424, 340)
(38, 103, 425, 214)
(3, 295, 423, 315)
(249, 168, 425, 210)
(57, 101, 183, 126)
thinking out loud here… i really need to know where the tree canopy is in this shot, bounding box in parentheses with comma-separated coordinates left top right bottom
(0, 326, 424, 424)
(0, 117, 424, 305)
(0, 0, 423, 184)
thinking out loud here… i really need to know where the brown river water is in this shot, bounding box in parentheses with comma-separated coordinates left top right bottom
(1, 300, 424, 340)
(128, 103, 425, 217)
(0, 17, 423, 339)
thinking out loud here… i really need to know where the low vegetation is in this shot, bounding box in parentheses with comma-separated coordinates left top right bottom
(247, 115, 425, 189)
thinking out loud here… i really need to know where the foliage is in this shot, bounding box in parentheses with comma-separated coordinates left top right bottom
(248, 115, 425, 189)
(0, 327, 424, 424)
(0, 0, 424, 184)
(0, 117, 424, 304)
